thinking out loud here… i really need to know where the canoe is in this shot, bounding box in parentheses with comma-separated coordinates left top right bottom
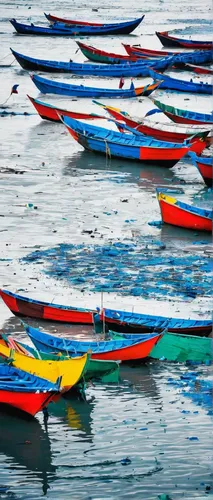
(189, 152, 212, 187)
(95, 101, 211, 144)
(0, 289, 95, 323)
(97, 308, 212, 336)
(31, 73, 160, 98)
(28, 95, 104, 122)
(150, 333, 212, 363)
(123, 43, 176, 58)
(149, 68, 212, 94)
(0, 364, 61, 417)
(153, 99, 213, 125)
(156, 31, 212, 50)
(0, 341, 90, 390)
(10, 16, 145, 36)
(157, 191, 212, 232)
(44, 12, 103, 26)
(76, 41, 143, 64)
(10, 48, 174, 76)
(25, 323, 161, 362)
(109, 331, 213, 364)
(60, 115, 207, 168)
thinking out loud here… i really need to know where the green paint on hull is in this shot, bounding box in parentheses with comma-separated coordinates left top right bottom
(150, 332, 212, 363)
(80, 46, 122, 64)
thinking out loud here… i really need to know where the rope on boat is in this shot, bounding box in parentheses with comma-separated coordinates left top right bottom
(0, 57, 15, 67)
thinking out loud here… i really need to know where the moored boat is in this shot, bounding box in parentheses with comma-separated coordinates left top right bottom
(0, 364, 62, 417)
(123, 43, 176, 58)
(189, 152, 212, 187)
(178, 63, 213, 75)
(60, 115, 208, 168)
(76, 41, 142, 64)
(156, 31, 212, 50)
(97, 308, 212, 336)
(28, 95, 105, 122)
(44, 12, 103, 25)
(157, 191, 212, 232)
(153, 99, 212, 125)
(149, 68, 212, 94)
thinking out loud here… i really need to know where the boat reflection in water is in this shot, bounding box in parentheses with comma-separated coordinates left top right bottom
(49, 396, 95, 438)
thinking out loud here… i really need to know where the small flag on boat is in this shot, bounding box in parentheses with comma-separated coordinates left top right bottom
(11, 84, 19, 94)
(145, 108, 163, 117)
(119, 77, 124, 89)
(130, 79, 135, 91)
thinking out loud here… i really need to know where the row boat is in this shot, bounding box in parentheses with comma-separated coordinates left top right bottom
(44, 12, 103, 26)
(153, 99, 212, 125)
(124, 43, 176, 58)
(157, 191, 212, 232)
(179, 63, 213, 75)
(30, 73, 160, 98)
(156, 31, 212, 50)
(10, 16, 144, 36)
(25, 324, 161, 362)
(98, 309, 212, 336)
(95, 101, 211, 143)
(189, 152, 212, 187)
(76, 41, 142, 64)
(149, 69, 212, 94)
(28, 95, 104, 122)
(0, 364, 61, 417)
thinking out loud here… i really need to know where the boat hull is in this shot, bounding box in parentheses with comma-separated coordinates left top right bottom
(77, 41, 140, 64)
(158, 193, 212, 232)
(149, 69, 212, 94)
(28, 95, 104, 122)
(196, 161, 213, 187)
(0, 390, 56, 417)
(123, 43, 175, 57)
(153, 99, 213, 125)
(150, 333, 212, 363)
(156, 31, 212, 50)
(90, 334, 161, 361)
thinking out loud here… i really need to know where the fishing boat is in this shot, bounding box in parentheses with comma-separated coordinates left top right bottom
(156, 31, 212, 50)
(95, 101, 211, 144)
(10, 16, 144, 36)
(60, 115, 207, 168)
(30, 74, 160, 98)
(0, 364, 61, 417)
(0, 289, 95, 323)
(28, 95, 105, 122)
(153, 99, 213, 125)
(157, 191, 212, 232)
(189, 152, 212, 187)
(0, 341, 90, 391)
(44, 12, 103, 25)
(124, 45, 213, 65)
(76, 41, 142, 64)
(109, 331, 212, 363)
(149, 69, 212, 94)
(97, 308, 212, 336)
(177, 63, 213, 75)
(10, 48, 174, 76)
(123, 43, 176, 58)
(24, 324, 161, 362)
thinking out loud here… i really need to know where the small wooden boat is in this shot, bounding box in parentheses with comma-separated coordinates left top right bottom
(28, 95, 104, 122)
(157, 191, 212, 232)
(60, 115, 207, 168)
(156, 31, 212, 50)
(124, 44, 213, 66)
(95, 101, 211, 144)
(76, 41, 142, 64)
(123, 43, 176, 58)
(25, 324, 161, 362)
(0, 289, 95, 323)
(98, 308, 212, 336)
(0, 364, 61, 417)
(31, 73, 160, 98)
(189, 152, 212, 187)
(178, 63, 213, 75)
(110, 331, 212, 363)
(44, 12, 103, 26)
(149, 69, 212, 94)
(10, 48, 173, 76)
(10, 16, 145, 36)
(0, 341, 90, 391)
(153, 99, 212, 125)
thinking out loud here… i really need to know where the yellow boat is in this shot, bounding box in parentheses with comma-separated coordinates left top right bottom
(0, 342, 89, 391)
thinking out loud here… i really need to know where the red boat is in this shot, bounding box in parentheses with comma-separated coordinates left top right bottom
(156, 31, 212, 50)
(180, 63, 213, 75)
(28, 95, 104, 123)
(123, 43, 175, 58)
(153, 99, 212, 126)
(0, 289, 95, 324)
(76, 41, 143, 63)
(95, 102, 211, 144)
(90, 334, 161, 361)
(157, 191, 212, 232)
(190, 153, 213, 187)
(45, 12, 104, 26)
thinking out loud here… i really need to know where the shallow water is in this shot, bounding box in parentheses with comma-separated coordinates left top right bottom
(0, 0, 212, 498)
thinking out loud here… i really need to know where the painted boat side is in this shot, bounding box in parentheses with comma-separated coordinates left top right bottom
(158, 193, 212, 231)
(45, 13, 103, 26)
(28, 95, 104, 122)
(123, 43, 175, 57)
(153, 99, 212, 125)
(0, 390, 56, 416)
(149, 69, 212, 94)
(76, 41, 140, 64)
(150, 332, 212, 362)
(156, 31, 212, 50)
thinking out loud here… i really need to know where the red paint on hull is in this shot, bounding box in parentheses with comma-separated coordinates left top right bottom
(0, 390, 56, 416)
(164, 111, 211, 126)
(123, 44, 173, 57)
(159, 199, 212, 232)
(197, 161, 213, 187)
(28, 95, 103, 123)
(77, 41, 140, 61)
(91, 334, 161, 361)
(46, 13, 103, 26)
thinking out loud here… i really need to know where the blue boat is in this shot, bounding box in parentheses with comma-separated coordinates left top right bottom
(10, 48, 174, 76)
(31, 73, 160, 98)
(24, 324, 161, 361)
(98, 308, 212, 336)
(60, 115, 207, 168)
(153, 99, 212, 125)
(149, 69, 212, 94)
(10, 17, 144, 36)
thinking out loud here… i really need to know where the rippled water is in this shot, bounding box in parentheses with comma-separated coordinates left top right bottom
(0, 0, 212, 498)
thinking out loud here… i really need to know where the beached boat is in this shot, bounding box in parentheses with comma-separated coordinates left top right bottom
(10, 48, 173, 76)
(10, 16, 144, 36)
(156, 31, 212, 50)
(109, 331, 212, 363)
(30, 74, 160, 98)
(60, 116, 207, 168)
(178, 63, 213, 75)
(0, 364, 61, 417)
(25, 324, 161, 362)
(157, 191, 212, 232)
(28, 95, 105, 122)
(153, 99, 212, 125)
(95, 101, 211, 144)
(98, 308, 212, 336)
(123, 43, 176, 58)
(124, 45, 212, 65)
(149, 69, 212, 94)
(76, 41, 143, 64)
(0, 289, 95, 323)
(189, 153, 212, 187)
(0, 341, 90, 391)
(44, 12, 103, 25)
